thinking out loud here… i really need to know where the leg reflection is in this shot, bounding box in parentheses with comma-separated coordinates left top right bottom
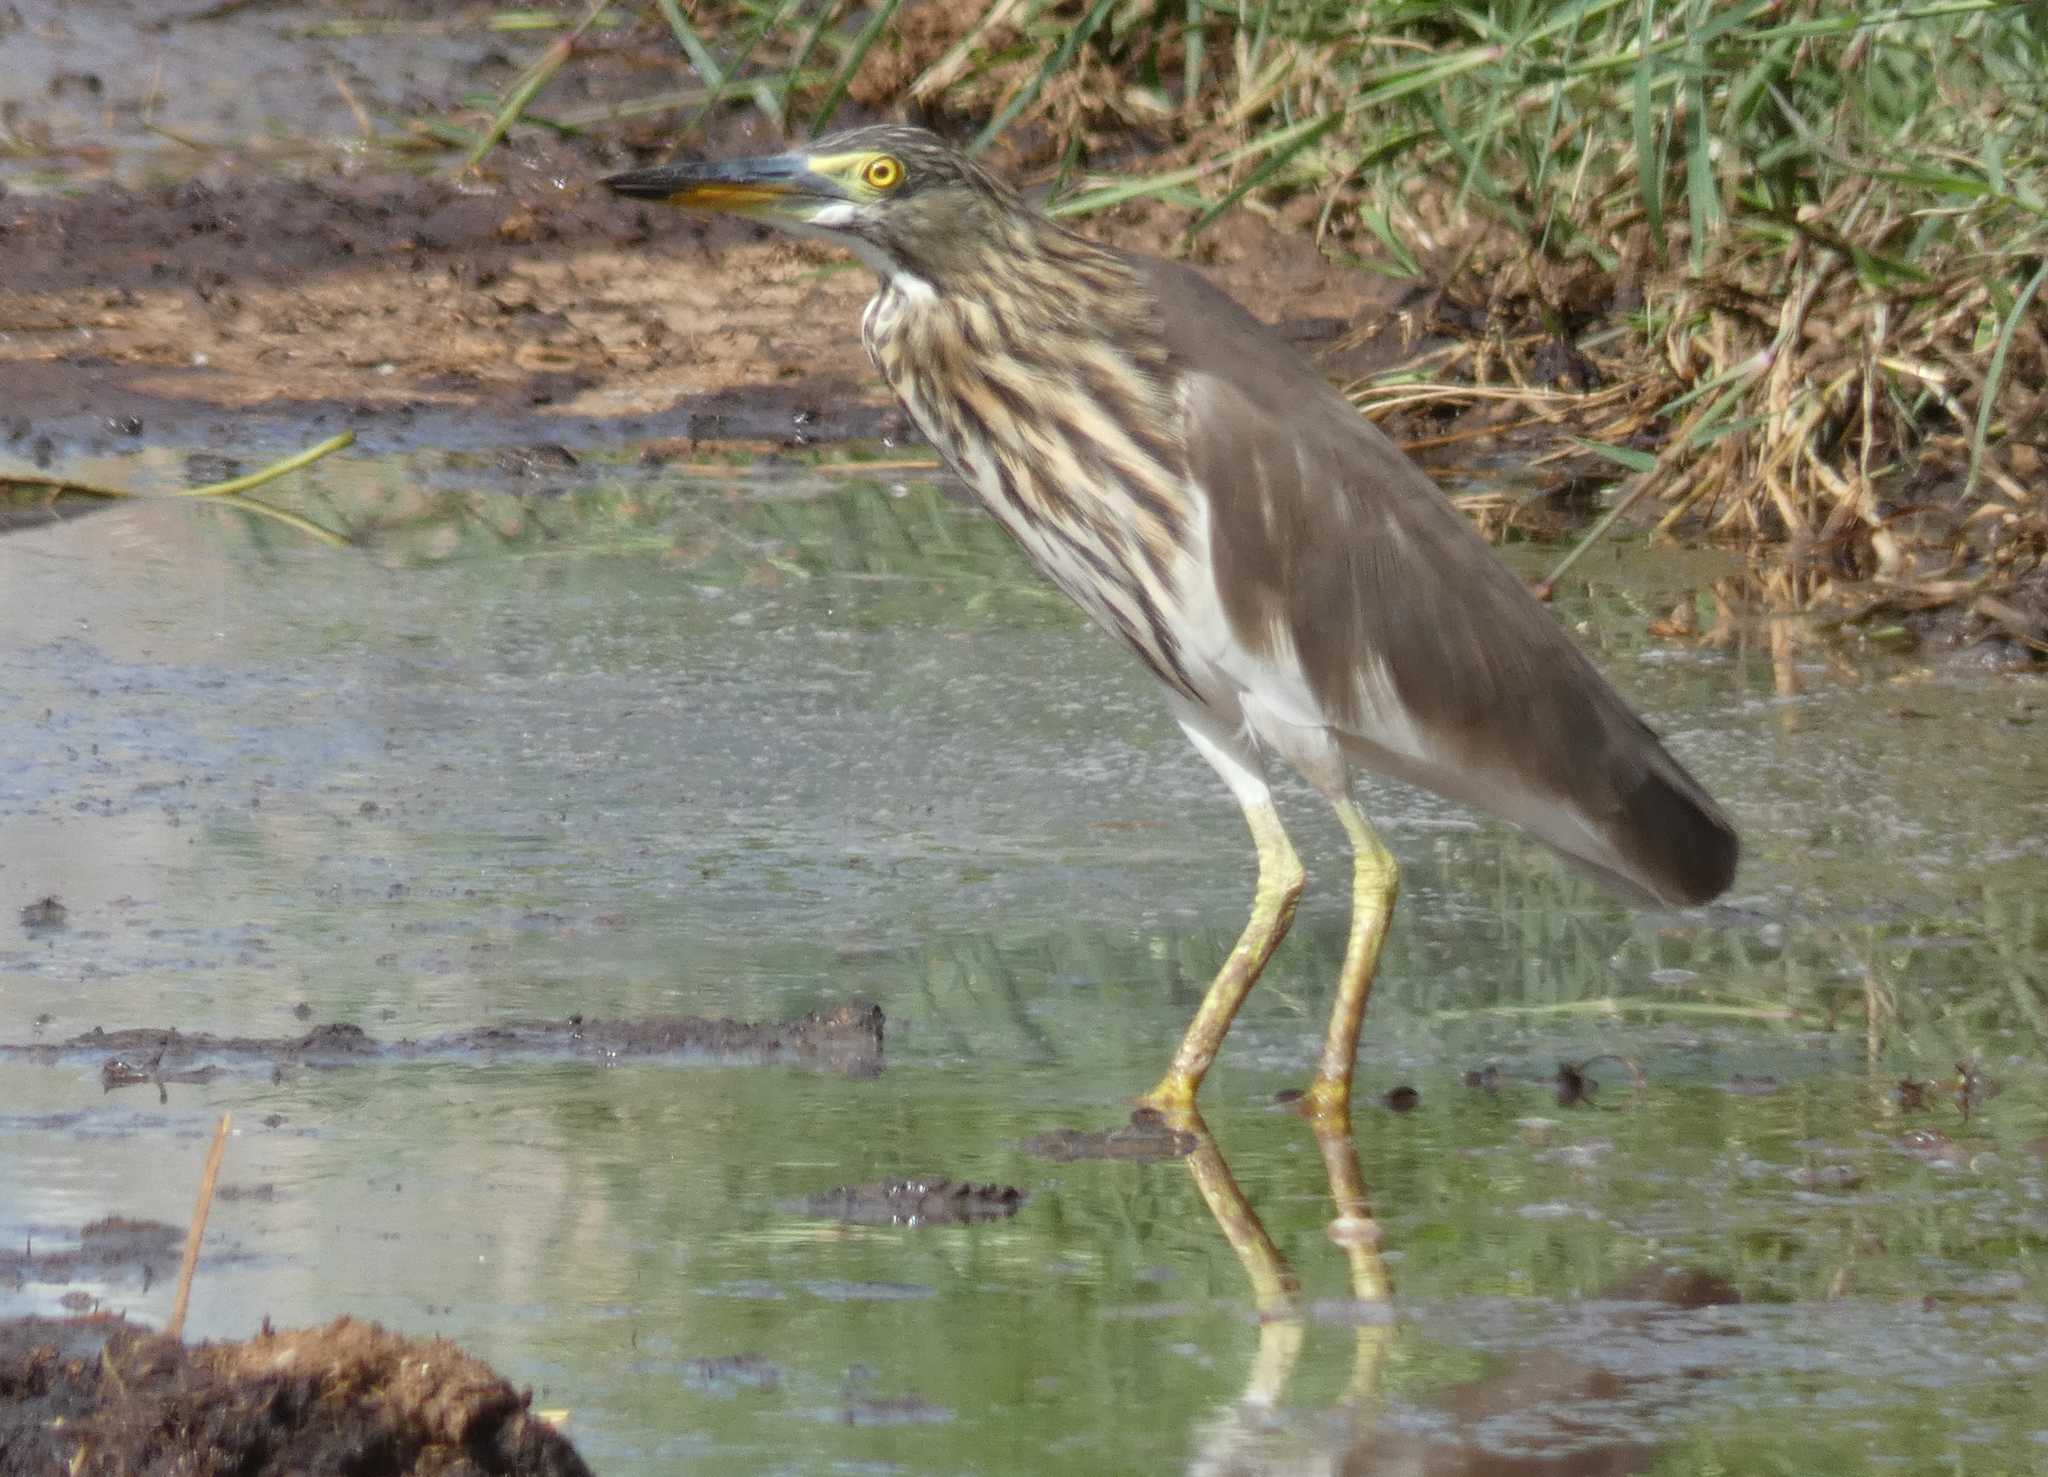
(1171, 1112, 1722, 1474)
(1311, 1117, 1395, 1410)
(1170, 1107, 1393, 1466)
(1179, 1115, 1306, 1408)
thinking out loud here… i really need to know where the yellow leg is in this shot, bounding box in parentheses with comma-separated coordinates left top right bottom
(1303, 796, 1399, 1121)
(1141, 796, 1304, 1112)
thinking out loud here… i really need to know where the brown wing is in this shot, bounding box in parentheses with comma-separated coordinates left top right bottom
(1140, 256, 1737, 906)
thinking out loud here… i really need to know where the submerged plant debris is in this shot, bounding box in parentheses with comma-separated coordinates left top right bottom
(793, 1177, 1026, 1227)
(0, 1218, 181, 1290)
(15, 897, 66, 932)
(0, 1004, 886, 1083)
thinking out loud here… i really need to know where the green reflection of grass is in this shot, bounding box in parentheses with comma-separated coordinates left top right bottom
(323, 461, 1076, 629)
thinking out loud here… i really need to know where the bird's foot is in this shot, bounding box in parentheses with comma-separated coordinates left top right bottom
(1134, 1072, 1202, 1124)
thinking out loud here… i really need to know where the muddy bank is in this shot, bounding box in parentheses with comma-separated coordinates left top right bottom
(0, 1314, 591, 1476)
(0, 1002, 887, 1083)
(0, 136, 1407, 464)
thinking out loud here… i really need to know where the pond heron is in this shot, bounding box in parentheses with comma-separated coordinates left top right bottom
(605, 126, 1738, 1118)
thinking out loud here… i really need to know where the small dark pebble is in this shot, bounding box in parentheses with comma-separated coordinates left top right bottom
(291, 1002, 313, 1020)
(1383, 1085, 1420, 1113)
(1555, 1063, 1592, 1107)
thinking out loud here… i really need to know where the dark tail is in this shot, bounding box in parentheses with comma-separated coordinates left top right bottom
(1607, 752, 1739, 907)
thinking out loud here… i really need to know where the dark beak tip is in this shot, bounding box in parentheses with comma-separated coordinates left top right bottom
(600, 170, 665, 198)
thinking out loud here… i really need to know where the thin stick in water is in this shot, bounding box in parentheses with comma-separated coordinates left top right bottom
(168, 1111, 232, 1341)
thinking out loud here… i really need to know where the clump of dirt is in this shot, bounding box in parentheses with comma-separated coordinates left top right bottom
(0, 1315, 591, 1476)
(0, 1217, 181, 1290)
(16, 895, 67, 931)
(793, 1176, 1026, 1226)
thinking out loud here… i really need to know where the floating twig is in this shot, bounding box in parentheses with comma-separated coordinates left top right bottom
(1, 431, 353, 546)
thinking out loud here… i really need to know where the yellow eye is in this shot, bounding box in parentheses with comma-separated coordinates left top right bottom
(862, 155, 904, 191)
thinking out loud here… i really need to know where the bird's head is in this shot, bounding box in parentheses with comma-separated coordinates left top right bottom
(603, 124, 1024, 285)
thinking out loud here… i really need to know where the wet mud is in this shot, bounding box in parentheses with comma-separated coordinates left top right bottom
(0, 1315, 592, 1476)
(0, 1002, 887, 1085)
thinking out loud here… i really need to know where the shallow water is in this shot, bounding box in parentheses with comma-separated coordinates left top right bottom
(3, 450, 2046, 1474)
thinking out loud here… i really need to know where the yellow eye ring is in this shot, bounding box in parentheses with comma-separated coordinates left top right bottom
(862, 156, 904, 191)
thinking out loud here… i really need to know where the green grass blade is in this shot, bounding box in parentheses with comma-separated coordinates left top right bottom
(1186, 111, 1338, 236)
(779, 0, 846, 116)
(1568, 437, 1660, 474)
(1684, 0, 1714, 271)
(1965, 256, 2048, 500)
(972, 0, 1120, 152)
(1632, 0, 1664, 246)
(1050, 109, 1343, 217)
(678, 0, 809, 136)
(454, 0, 610, 173)
(810, 0, 903, 133)
(654, 0, 727, 89)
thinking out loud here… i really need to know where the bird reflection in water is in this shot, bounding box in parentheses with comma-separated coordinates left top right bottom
(1168, 1110, 1735, 1476)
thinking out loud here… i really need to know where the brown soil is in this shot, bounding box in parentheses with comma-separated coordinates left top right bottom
(0, 1315, 592, 1476)
(0, 136, 1408, 466)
